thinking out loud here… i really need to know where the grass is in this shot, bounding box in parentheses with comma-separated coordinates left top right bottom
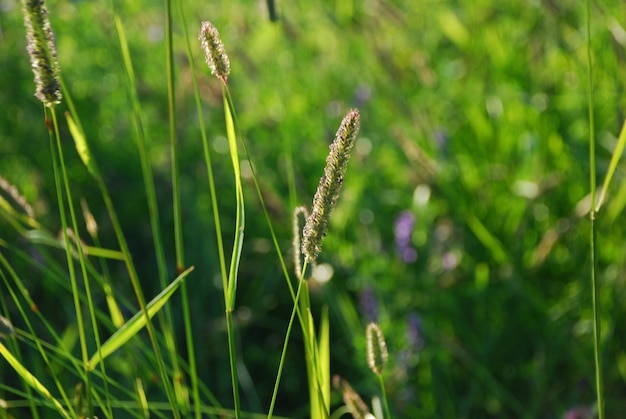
(1, 0, 626, 417)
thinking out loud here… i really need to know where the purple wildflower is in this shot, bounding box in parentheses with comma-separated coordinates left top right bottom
(358, 286, 379, 323)
(353, 83, 371, 107)
(394, 210, 417, 263)
(406, 312, 424, 351)
(434, 129, 448, 149)
(563, 406, 593, 419)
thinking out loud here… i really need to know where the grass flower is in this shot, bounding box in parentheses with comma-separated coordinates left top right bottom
(0, 316, 15, 340)
(22, 0, 62, 107)
(302, 109, 360, 262)
(292, 206, 309, 278)
(199, 21, 231, 84)
(0, 176, 35, 219)
(333, 375, 373, 419)
(366, 322, 388, 376)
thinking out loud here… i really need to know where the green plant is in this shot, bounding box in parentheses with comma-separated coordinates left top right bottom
(2, 0, 626, 418)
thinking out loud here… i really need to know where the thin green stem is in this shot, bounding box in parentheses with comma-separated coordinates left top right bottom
(268, 264, 307, 418)
(48, 107, 89, 416)
(586, 0, 603, 417)
(377, 375, 391, 419)
(166, 0, 182, 273)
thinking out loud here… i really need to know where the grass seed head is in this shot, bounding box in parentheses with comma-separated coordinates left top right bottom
(0, 176, 35, 219)
(0, 316, 15, 340)
(22, 0, 62, 107)
(199, 21, 231, 84)
(333, 375, 372, 419)
(292, 206, 309, 279)
(302, 109, 360, 262)
(366, 322, 388, 375)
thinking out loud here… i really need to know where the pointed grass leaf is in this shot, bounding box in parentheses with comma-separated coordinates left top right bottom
(88, 266, 194, 370)
(318, 307, 330, 415)
(223, 93, 245, 309)
(66, 112, 100, 178)
(23, 229, 124, 260)
(596, 118, 626, 212)
(0, 342, 71, 419)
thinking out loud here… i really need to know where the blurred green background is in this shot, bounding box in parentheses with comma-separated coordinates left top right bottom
(2, 0, 626, 417)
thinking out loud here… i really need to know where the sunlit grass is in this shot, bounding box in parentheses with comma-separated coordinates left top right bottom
(1, 0, 626, 417)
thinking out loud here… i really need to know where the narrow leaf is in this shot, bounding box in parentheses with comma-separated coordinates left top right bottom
(88, 266, 194, 370)
(23, 229, 124, 260)
(223, 92, 245, 309)
(596, 118, 626, 212)
(0, 342, 71, 419)
(318, 306, 330, 416)
(66, 112, 100, 178)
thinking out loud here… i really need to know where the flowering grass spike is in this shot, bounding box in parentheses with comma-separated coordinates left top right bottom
(333, 375, 372, 419)
(22, 0, 62, 107)
(302, 109, 360, 262)
(199, 21, 231, 84)
(0, 316, 15, 340)
(292, 206, 309, 278)
(366, 322, 388, 376)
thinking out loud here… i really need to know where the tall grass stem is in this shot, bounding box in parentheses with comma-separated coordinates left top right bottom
(585, 0, 604, 417)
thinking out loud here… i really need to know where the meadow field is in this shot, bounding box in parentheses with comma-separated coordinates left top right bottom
(1, 0, 625, 417)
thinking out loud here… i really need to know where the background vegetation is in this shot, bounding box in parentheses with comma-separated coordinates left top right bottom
(1, 0, 626, 417)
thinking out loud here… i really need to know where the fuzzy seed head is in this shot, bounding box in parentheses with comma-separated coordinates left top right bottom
(80, 198, 98, 238)
(0, 316, 15, 340)
(302, 109, 360, 262)
(333, 375, 371, 419)
(292, 206, 309, 279)
(199, 21, 231, 84)
(366, 322, 388, 375)
(0, 176, 35, 219)
(22, 0, 62, 107)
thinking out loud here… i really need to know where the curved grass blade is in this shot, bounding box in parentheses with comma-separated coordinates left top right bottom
(88, 266, 194, 371)
(595, 118, 626, 212)
(222, 87, 244, 419)
(23, 229, 124, 261)
(0, 342, 71, 419)
(66, 111, 100, 178)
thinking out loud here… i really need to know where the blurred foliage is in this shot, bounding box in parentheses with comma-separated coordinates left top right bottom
(2, 0, 626, 417)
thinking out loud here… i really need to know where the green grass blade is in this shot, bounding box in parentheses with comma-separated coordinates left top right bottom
(267, 278, 305, 418)
(466, 214, 508, 264)
(66, 111, 100, 178)
(88, 266, 194, 371)
(0, 342, 71, 419)
(222, 87, 244, 419)
(23, 229, 124, 261)
(223, 89, 245, 309)
(595, 118, 626, 212)
(318, 306, 330, 417)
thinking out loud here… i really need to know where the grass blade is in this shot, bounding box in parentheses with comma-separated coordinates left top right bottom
(595, 118, 626, 212)
(0, 342, 71, 419)
(88, 266, 194, 371)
